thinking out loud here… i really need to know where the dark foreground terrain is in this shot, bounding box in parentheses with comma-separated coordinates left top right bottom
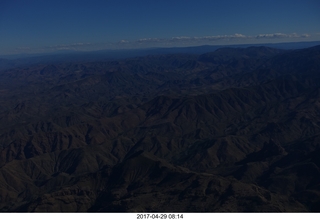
(0, 45, 320, 212)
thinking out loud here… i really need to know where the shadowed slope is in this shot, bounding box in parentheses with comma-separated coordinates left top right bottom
(0, 46, 320, 211)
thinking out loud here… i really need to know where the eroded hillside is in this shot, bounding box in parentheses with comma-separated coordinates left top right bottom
(0, 46, 320, 212)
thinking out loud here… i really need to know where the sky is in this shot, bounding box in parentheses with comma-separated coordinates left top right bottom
(0, 0, 320, 55)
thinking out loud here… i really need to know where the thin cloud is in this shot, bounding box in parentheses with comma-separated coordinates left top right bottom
(96, 33, 311, 51)
(137, 38, 161, 43)
(135, 34, 249, 44)
(15, 47, 31, 51)
(13, 43, 94, 54)
(301, 34, 310, 38)
(255, 33, 310, 39)
(132, 33, 309, 45)
(9, 33, 312, 55)
(47, 43, 92, 50)
(118, 40, 129, 44)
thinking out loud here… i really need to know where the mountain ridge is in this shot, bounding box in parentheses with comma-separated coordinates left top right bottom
(0, 45, 320, 211)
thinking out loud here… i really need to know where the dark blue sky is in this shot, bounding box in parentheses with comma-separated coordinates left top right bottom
(1, 0, 319, 55)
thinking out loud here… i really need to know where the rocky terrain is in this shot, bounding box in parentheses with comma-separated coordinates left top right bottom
(0, 45, 320, 212)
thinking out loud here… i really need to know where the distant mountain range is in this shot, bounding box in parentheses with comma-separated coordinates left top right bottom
(1, 40, 320, 71)
(0, 44, 320, 212)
